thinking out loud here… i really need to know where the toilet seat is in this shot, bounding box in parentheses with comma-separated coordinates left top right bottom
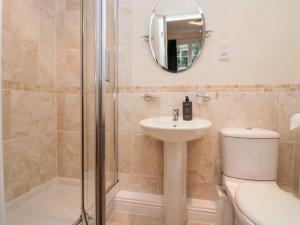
(223, 176, 300, 225)
(236, 183, 300, 225)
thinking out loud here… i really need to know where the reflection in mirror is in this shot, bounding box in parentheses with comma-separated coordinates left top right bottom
(149, 0, 205, 73)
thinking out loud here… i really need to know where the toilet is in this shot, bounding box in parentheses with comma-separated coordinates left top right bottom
(220, 127, 300, 225)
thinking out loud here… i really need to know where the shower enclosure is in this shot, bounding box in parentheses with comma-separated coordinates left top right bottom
(0, 0, 118, 224)
(82, 0, 118, 224)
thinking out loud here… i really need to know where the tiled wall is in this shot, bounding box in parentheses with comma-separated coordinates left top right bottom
(294, 95, 300, 197)
(56, 0, 81, 178)
(2, 0, 57, 201)
(2, 0, 119, 202)
(118, 88, 300, 200)
(1, 0, 82, 202)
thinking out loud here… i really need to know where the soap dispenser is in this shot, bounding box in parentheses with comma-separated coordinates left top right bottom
(183, 96, 192, 121)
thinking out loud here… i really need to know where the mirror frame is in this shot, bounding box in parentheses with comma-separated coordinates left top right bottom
(148, 2, 206, 73)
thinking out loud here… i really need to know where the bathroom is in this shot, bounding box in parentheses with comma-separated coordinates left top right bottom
(0, 0, 299, 225)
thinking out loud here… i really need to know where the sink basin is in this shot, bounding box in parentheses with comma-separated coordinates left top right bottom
(140, 116, 212, 225)
(140, 116, 212, 143)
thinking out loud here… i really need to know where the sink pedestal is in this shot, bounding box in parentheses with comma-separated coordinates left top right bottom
(164, 142, 187, 225)
(140, 117, 212, 225)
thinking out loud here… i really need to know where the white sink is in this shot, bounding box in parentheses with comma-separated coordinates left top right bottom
(139, 116, 212, 225)
(140, 116, 212, 143)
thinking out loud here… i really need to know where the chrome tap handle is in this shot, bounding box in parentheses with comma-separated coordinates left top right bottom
(173, 107, 179, 121)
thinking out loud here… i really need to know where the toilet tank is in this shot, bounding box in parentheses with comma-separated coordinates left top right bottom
(220, 128, 279, 181)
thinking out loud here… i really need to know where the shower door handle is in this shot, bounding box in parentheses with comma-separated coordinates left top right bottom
(105, 48, 110, 82)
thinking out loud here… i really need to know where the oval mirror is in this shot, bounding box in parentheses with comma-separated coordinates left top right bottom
(149, 0, 205, 73)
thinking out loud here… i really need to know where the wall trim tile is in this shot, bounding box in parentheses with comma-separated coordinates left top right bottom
(2, 80, 80, 93)
(117, 84, 300, 93)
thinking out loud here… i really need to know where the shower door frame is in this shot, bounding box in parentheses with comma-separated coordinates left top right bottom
(80, 0, 106, 224)
(0, 0, 5, 224)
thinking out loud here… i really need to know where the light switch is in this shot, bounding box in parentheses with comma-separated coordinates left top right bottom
(218, 41, 230, 60)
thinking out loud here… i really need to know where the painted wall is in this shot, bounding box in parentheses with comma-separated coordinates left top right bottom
(119, 0, 300, 86)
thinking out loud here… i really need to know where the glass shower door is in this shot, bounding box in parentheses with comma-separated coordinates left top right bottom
(82, 0, 104, 224)
(81, 0, 118, 224)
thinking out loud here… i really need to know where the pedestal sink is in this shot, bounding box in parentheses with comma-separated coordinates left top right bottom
(140, 117, 212, 225)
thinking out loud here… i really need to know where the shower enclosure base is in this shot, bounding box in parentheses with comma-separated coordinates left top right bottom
(5, 178, 81, 225)
(164, 142, 187, 225)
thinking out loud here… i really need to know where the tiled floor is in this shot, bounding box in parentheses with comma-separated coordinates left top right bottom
(5, 181, 81, 225)
(108, 211, 213, 225)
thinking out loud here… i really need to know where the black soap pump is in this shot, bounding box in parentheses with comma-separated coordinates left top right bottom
(183, 96, 192, 121)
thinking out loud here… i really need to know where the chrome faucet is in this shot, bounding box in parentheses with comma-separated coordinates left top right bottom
(173, 107, 179, 121)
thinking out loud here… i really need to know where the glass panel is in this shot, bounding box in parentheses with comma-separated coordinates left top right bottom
(82, 0, 96, 222)
(105, 0, 118, 192)
(82, 0, 118, 223)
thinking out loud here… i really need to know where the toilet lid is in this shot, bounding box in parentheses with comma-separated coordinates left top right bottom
(236, 183, 300, 225)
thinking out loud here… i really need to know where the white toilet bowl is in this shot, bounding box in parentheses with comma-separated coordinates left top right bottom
(223, 175, 300, 225)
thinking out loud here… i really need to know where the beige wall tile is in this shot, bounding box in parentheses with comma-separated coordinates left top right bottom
(245, 93, 279, 131)
(157, 178, 163, 195)
(118, 135, 132, 173)
(187, 182, 214, 200)
(63, 8, 80, 34)
(2, 0, 11, 30)
(64, 93, 81, 130)
(293, 144, 300, 194)
(2, 140, 13, 187)
(119, 173, 158, 194)
(2, 30, 39, 83)
(277, 141, 294, 188)
(41, 0, 56, 11)
(196, 93, 247, 138)
(56, 93, 81, 132)
(2, 0, 83, 201)
(39, 133, 57, 183)
(57, 130, 81, 170)
(117, 91, 298, 199)
(39, 46, 56, 86)
(57, 167, 80, 178)
(40, 4, 56, 47)
(278, 92, 297, 141)
(106, 133, 116, 173)
(187, 138, 220, 184)
(57, 28, 80, 51)
(128, 93, 163, 135)
(132, 135, 163, 177)
(3, 91, 56, 139)
(9, 0, 41, 42)
(118, 93, 134, 135)
(105, 92, 116, 134)
(2, 90, 11, 140)
(57, 94, 66, 130)
(56, 50, 81, 88)
(65, 0, 80, 10)
(3, 133, 56, 199)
